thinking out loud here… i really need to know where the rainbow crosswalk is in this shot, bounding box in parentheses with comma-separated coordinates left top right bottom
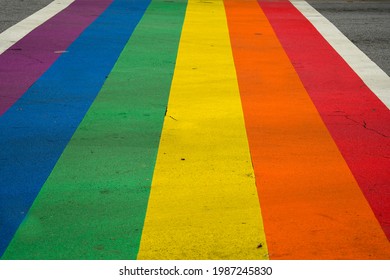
(0, 0, 389, 260)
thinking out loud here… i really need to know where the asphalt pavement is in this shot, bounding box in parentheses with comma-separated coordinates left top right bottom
(2, 0, 389, 75)
(0, 0, 53, 33)
(308, 0, 390, 76)
(0, 0, 389, 261)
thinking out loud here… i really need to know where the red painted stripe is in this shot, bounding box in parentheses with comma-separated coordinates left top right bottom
(258, 0, 390, 239)
(225, 0, 390, 259)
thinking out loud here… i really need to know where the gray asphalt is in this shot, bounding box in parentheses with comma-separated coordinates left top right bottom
(0, 0, 53, 33)
(308, 0, 390, 76)
(0, 0, 389, 76)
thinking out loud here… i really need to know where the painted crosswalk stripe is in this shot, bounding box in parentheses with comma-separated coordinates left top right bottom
(137, 0, 268, 260)
(1, 0, 187, 260)
(0, 0, 389, 260)
(0, 0, 75, 54)
(292, 0, 390, 109)
(259, 0, 390, 242)
(0, 0, 151, 258)
(225, 0, 390, 259)
(0, 0, 114, 115)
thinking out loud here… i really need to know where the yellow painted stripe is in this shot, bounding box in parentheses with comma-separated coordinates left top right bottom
(137, 0, 268, 260)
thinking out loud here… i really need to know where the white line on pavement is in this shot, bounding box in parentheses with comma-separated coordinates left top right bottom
(0, 0, 75, 55)
(291, 0, 390, 109)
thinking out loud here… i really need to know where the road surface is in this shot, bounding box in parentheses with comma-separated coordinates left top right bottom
(0, 0, 389, 260)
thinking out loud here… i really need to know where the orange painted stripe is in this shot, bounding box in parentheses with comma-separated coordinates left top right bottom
(224, 0, 390, 259)
(259, 0, 390, 240)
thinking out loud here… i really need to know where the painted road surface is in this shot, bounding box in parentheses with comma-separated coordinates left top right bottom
(0, 0, 389, 259)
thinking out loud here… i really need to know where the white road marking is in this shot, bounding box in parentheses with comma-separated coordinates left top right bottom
(0, 0, 75, 54)
(291, 0, 390, 109)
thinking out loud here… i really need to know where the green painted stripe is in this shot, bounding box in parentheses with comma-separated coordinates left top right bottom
(3, 0, 187, 260)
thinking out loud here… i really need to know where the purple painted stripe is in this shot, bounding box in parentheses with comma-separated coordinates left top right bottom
(0, 0, 113, 115)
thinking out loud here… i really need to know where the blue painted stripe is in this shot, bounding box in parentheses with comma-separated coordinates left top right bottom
(0, 0, 151, 256)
